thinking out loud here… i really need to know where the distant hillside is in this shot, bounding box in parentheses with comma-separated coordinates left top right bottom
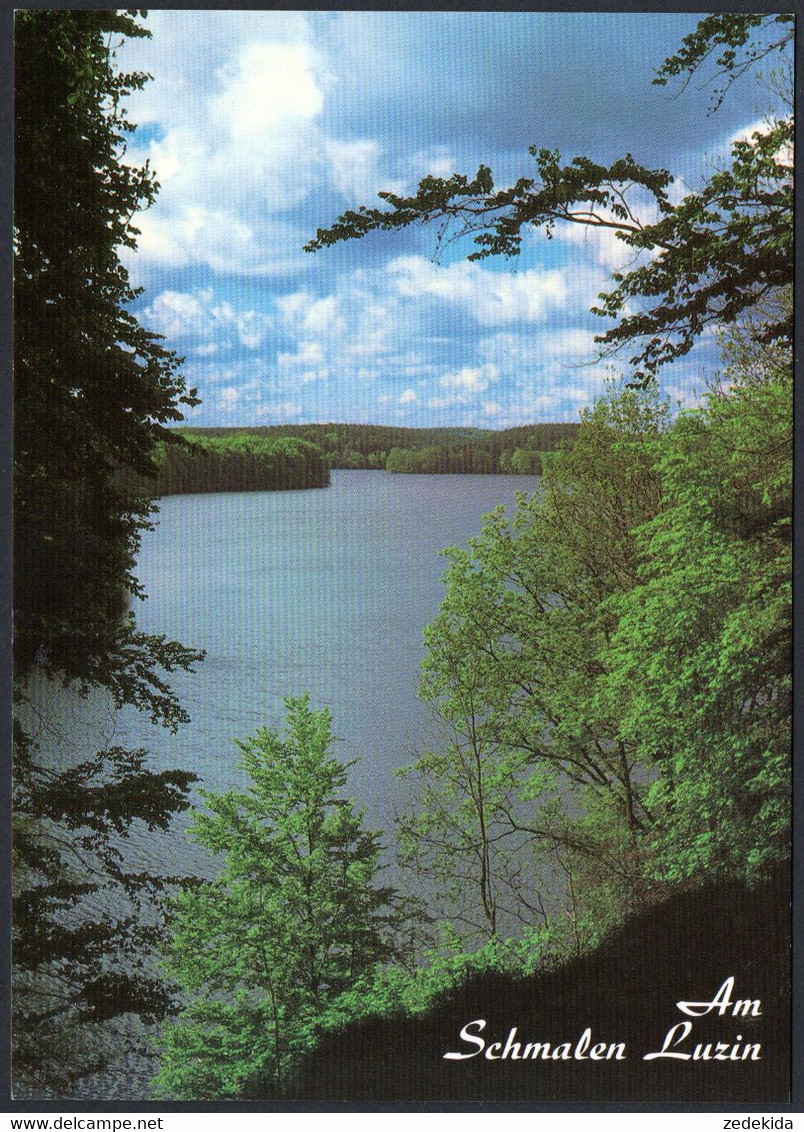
(181, 422, 580, 474)
(288, 868, 790, 1104)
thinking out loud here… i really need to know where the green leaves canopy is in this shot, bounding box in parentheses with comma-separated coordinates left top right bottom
(156, 696, 407, 1099)
(13, 10, 203, 1093)
(408, 356, 790, 930)
(604, 358, 791, 881)
(396, 388, 670, 946)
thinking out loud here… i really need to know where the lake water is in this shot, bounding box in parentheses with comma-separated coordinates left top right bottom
(114, 469, 538, 840)
(19, 469, 541, 1098)
(21, 471, 538, 886)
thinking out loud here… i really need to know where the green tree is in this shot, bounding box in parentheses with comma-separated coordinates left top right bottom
(510, 447, 541, 475)
(401, 345, 790, 936)
(396, 387, 670, 942)
(604, 335, 791, 882)
(305, 15, 792, 386)
(13, 11, 203, 1093)
(155, 697, 410, 1099)
(14, 10, 199, 686)
(12, 732, 198, 1094)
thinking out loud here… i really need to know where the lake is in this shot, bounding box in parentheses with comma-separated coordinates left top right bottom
(19, 469, 540, 1098)
(114, 469, 538, 841)
(23, 471, 539, 883)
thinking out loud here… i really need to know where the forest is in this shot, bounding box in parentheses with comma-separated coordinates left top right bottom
(12, 9, 793, 1104)
(185, 421, 578, 475)
(145, 433, 330, 495)
(122, 420, 564, 499)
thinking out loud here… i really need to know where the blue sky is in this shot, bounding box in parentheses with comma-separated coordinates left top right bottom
(117, 11, 789, 428)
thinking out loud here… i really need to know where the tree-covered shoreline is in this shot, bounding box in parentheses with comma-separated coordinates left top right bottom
(173, 421, 577, 476)
(144, 433, 330, 496)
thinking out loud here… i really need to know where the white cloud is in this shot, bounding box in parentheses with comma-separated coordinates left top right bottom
(235, 311, 272, 349)
(142, 289, 212, 338)
(255, 399, 303, 420)
(118, 23, 334, 276)
(728, 117, 774, 148)
(726, 115, 793, 167)
(212, 42, 323, 138)
(541, 327, 599, 360)
(439, 363, 499, 394)
(278, 292, 344, 336)
(141, 288, 271, 350)
(217, 386, 240, 412)
(325, 138, 405, 204)
(399, 389, 417, 405)
(387, 256, 569, 325)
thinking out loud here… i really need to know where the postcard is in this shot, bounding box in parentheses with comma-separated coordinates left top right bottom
(10, 7, 794, 1109)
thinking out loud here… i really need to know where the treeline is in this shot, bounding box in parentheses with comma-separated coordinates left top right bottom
(149, 433, 329, 495)
(385, 443, 541, 474)
(186, 422, 578, 474)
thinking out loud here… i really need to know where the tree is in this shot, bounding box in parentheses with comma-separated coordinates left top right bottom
(305, 15, 792, 387)
(304, 12, 792, 934)
(400, 336, 791, 934)
(12, 731, 197, 1094)
(13, 11, 203, 1093)
(396, 387, 671, 942)
(603, 328, 791, 883)
(14, 9, 199, 687)
(155, 697, 410, 1099)
(396, 660, 539, 942)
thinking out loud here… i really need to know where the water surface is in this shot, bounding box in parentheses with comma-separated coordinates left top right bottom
(121, 469, 538, 834)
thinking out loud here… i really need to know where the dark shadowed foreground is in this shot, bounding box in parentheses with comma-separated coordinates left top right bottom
(289, 869, 790, 1104)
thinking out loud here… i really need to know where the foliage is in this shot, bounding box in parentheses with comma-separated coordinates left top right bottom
(155, 696, 413, 1099)
(652, 14, 794, 109)
(14, 9, 199, 685)
(304, 10, 792, 940)
(135, 433, 330, 496)
(396, 387, 670, 940)
(13, 10, 203, 1094)
(604, 348, 792, 881)
(314, 919, 575, 1037)
(184, 422, 577, 473)
(402, 340, 791, 932)
(12, 725, 197, 1094)
(305, 16, 792, 386)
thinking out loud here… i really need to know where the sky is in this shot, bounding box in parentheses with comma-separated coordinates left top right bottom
(117, 11, 790, 429)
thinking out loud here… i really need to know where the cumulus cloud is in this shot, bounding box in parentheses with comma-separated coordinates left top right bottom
(119, 23, 333, 277)
(217, 386, 240, 413)
(324, 138, 404, 204)
(112, 11, 769, 427)
(212, 42, 324, 138)
(388, 256, 569, 325)
(439, 363, 499, 393)
(141, 288, 271, 351)
(255, 399, 303, 420)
